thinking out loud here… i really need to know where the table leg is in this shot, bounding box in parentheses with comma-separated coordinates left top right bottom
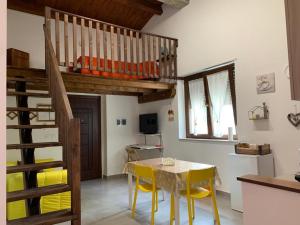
(211, 179, 217, 224)
(128, 172, 133, 209)
(174, 191, 180, 225)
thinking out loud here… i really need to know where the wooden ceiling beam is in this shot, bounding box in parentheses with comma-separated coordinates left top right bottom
(113, 0, 163, 15)
(61, 72, 175, 90)
(7, 67, 175, 100)
(138, 88, 176, 103)
(64, 81, 153, 94)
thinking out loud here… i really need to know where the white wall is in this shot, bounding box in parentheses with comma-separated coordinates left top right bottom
(142, 0, 300, 192)
(8, 10, 45, 68)
(0, 1, 7, 224)
(105, 95, 139, 176)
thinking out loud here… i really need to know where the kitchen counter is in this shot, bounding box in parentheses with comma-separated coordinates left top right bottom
(238, 174, 300, 193)
(238, 174, 300, 225)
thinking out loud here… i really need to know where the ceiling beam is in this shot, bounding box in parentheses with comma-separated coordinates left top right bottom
(112, 0, 163, 15)
(138, 88, 176, 103)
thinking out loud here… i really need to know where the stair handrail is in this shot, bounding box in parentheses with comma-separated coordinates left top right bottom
(44, 6, 81, 225)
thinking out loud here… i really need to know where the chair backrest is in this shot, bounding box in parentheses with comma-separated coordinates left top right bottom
(187, 167, 215, 190)
(134, 164, 157, 190)
(134, 164, 155, 180)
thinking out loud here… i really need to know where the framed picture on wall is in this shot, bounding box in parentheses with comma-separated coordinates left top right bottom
(256, 73, 276, 94)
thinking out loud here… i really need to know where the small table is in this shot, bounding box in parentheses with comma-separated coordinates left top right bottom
(126, 158, 218, 225)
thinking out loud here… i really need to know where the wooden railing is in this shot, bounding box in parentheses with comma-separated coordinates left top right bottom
(45, 7, 178, 81)
(45, 8, 81, 225)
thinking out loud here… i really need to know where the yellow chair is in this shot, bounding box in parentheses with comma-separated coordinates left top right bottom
(132, 164, 160, 225)
(37, 169, 71, 214)
(170, 167, 221, 225)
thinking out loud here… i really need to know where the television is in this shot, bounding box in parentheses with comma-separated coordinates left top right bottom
(139, 113, 158, 134)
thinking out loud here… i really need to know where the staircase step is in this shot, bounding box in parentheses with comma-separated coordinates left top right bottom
(7, 125, 57, 129)
(7, 210, 77, 225)
(7, 161, 65, 174)
(7, 142, 62, 149)
(7, 107, 54, 112)
(7, 184, 71, 202)
(7, 91, 50, 98)
(7, 77, 48, 83)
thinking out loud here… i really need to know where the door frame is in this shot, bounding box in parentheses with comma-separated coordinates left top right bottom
(68, 95, 101, 180)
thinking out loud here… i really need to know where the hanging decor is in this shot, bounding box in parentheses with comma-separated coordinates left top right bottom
(168, 101, 175, 122)
(168, 109, 174, 121)
(287, 105, 300, 127)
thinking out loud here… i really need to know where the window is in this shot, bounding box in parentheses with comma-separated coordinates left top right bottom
(184, 64, 237, 139)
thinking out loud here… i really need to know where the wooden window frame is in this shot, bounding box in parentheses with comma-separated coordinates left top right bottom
(184, 64, 237, 140)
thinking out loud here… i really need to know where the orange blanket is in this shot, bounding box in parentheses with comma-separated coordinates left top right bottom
(70, 56, 159, 80)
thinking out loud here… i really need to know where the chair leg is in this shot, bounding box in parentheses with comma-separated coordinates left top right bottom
(187, 196, 193, 225)
(132, 188, 138, 218)
(155, 191, 158, 212)
(192, 198, 195, 220)
(211, 193, 221, 225)
(151, 191, 156, 225)
(162, 190, 166, 201)
(170, 193, 175, 225)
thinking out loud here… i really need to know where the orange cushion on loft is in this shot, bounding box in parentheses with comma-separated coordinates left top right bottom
(70, 56, 159, 80)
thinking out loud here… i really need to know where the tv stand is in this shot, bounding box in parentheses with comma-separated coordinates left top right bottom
(126, 133, 163, 161)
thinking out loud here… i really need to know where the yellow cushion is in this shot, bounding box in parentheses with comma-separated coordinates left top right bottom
(6, 159, 62, 220)
(35, 158, 56, 172)
(6, 170, 26, 220)
(37, 170, 71, 214)
(7, 161, 18, 167)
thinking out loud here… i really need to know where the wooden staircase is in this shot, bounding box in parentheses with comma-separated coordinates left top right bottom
(6, 23, 81, 225)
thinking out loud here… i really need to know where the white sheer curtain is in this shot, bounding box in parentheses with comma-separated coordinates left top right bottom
(188, 78, 208, 135)
(207, 71, 235, 137)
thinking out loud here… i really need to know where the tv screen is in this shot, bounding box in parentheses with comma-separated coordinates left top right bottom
(139, 113, 158, 134)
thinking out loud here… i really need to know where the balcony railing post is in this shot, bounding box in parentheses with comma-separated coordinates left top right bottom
(45, 7, 178, 82)
(45, 7, 51, 77)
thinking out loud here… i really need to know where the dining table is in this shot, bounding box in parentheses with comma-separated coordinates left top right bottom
(125, 158, 220, 225)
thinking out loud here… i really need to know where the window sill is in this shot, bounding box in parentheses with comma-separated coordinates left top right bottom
(179, 137, 238, 145)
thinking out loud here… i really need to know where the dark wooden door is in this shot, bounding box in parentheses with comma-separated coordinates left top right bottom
(68, 95, 101, 181)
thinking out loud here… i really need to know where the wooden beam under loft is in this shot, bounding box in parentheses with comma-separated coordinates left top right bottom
(7, 67, 176, 103)
(138, 88, 176, 104)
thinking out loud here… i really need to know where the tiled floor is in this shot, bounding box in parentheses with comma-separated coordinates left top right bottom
(60, 177, 243, 225)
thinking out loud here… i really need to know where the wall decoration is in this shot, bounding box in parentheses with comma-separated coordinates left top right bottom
(37, 104, 55, 122)
(7, 111, 37, 120)
(287, 113, 300, 127)
(248, 102, 269, 120)
(287, 105, 300, 127)
(168, 101, 175, 122)
(168, 109, 174, 121)
(256, 73, 275, 94)
(6, 111, 18, 120)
